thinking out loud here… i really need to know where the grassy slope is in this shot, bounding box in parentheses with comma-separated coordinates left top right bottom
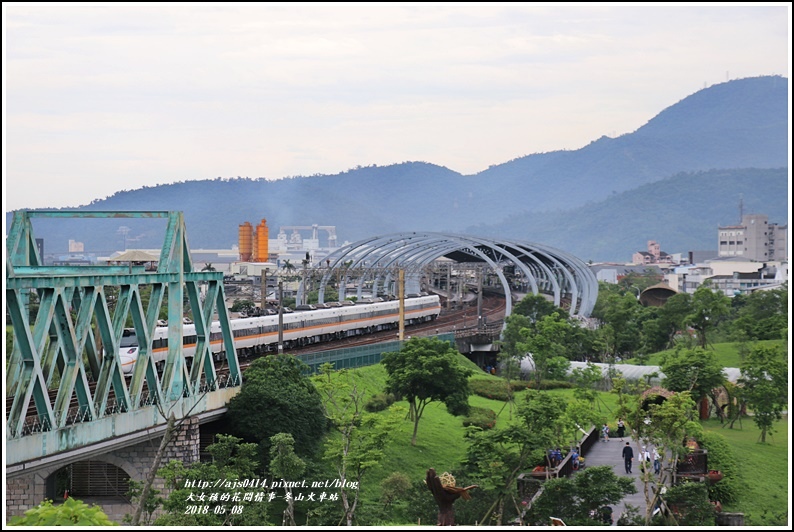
(312, 349, 789, 526)
(700, 419, 790, 526)
(627, 339, 787, 367)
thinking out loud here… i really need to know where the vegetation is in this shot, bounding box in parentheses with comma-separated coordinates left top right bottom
(736, 345, 788, 442)
(8, 498, 117, 526)
(381, 337, 473, 445)
(226, 354, 327, 460)
(526, 466, 636, 525)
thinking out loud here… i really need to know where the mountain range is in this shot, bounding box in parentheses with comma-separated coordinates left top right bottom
(7, 75, 789, 262)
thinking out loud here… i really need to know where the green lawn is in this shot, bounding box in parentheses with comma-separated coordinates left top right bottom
(628, 339, 787, 368)
(700, 419, 789, 526)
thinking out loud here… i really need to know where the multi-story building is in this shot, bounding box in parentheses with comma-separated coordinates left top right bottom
(632, 240, 676, 265)
(718, 214, 788, 261)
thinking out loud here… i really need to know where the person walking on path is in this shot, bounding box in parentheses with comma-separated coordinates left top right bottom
(640, 446, 651, 472)
(652, 447, 661, 475)
(622, 442, 634, 474)
(616, 418, 626, 441)
(601, 423, 610, 443)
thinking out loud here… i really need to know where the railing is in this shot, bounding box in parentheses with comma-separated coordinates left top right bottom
(579, 425, 599, 456)
(676, 449, 708, 479)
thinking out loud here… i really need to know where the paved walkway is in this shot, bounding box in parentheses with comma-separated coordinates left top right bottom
(581, 436, 653, 525)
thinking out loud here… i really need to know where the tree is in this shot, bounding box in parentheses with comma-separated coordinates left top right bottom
(737, 345, 788, 443)
(526, 466, 636, 525)
(731, 285, 788, 340)
(686, 283, 730, 348)
(315, 364, 403, 525)
(381, 337, 472, 445)
(154, 435, 271, 526)
(269, 433, 306, 526)
(8, 498, 117, 526)
(497, 313, 532, 418)
(660, 347, 726, 420)
(227, 355, 327, 460)
(512, 293, 558, 322)
(517, 313, 571, 388)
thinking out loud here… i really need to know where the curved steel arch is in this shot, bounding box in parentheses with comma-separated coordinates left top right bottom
(316, 232, 598, 319)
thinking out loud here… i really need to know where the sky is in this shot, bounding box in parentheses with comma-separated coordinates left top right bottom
(2, 2, 791, 212)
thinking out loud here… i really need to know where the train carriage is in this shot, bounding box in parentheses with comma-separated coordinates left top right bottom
(118, 295, 441, 374)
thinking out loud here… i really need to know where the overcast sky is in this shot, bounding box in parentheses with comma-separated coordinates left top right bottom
(3, 3, 790, 212)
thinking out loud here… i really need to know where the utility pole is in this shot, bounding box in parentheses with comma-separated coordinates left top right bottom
(477, 266, 483, 329)
(447, 263, 452, 311)
(278, 280, 284, 353)
(262, 268, 268, 314)
(301, 252, 310, 306)
(398, 268, 405, 341)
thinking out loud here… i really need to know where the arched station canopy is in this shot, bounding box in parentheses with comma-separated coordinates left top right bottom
(314, 232, 598, 318)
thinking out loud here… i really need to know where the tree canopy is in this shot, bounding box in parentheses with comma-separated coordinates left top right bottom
(381, 337, 472, 445)
(227, 354, 327, 459)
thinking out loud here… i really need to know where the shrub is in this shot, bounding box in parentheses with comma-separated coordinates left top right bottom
(469, 379, 527, 401)
(697, 431, 742, 504)
(8, 498, 117, 526)
(527, 380, 574, 390)
(462, 407, 497, 430)
(364, 392, 396, 412)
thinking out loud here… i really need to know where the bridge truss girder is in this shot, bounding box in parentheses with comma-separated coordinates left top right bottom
(5, 211, 240, 460)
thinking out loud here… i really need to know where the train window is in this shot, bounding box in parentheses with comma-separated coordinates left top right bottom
(120, 330, 138, 348)
(153, 339, 166, 349)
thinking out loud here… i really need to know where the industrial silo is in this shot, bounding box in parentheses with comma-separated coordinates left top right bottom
(255, 219, 269, 262)
(238, 222, 254, 262)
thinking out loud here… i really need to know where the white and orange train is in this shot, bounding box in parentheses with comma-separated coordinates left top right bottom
(118, 295, 441, 373)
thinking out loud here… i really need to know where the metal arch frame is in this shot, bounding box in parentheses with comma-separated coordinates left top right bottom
(315, 232, 598, 319)
(319, 233, 519, 315)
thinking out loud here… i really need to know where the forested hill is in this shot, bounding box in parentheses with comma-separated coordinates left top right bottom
(7, 75, 789, 261)
(466, 167, 789, 263)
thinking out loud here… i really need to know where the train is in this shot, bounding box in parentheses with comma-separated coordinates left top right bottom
(118, 294, 441, 374)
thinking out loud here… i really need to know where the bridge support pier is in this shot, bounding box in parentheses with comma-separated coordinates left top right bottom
(6, 417, 201, 524)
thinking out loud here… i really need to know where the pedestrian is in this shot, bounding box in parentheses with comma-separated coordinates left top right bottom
(572, 449, 580, 470)
(616, 418, 626, 441)
(601, 423, 610, 443)
(640, 446, 651, 472)
(653, 447, 661, 475)
(622, 442, 634, 474)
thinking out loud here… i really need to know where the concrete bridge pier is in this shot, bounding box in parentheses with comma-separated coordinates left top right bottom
(6, 416, 201, 524)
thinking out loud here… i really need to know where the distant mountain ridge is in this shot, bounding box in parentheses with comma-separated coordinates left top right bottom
(7, 75, 789, 261)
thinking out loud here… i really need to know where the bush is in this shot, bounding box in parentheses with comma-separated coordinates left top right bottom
(8, 498, 117, 526)
(469, 379, 528, 401)
(527, 380, 574, 390)
(364, 392, 396, 412)
(462, 407, 497, 430)
(697, 431, 742, 504)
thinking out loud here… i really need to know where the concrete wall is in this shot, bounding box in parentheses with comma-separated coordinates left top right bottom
(5, 416, 201, 524)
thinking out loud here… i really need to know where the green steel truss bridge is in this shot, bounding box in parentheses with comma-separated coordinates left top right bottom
(5, 211, 241, 471)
